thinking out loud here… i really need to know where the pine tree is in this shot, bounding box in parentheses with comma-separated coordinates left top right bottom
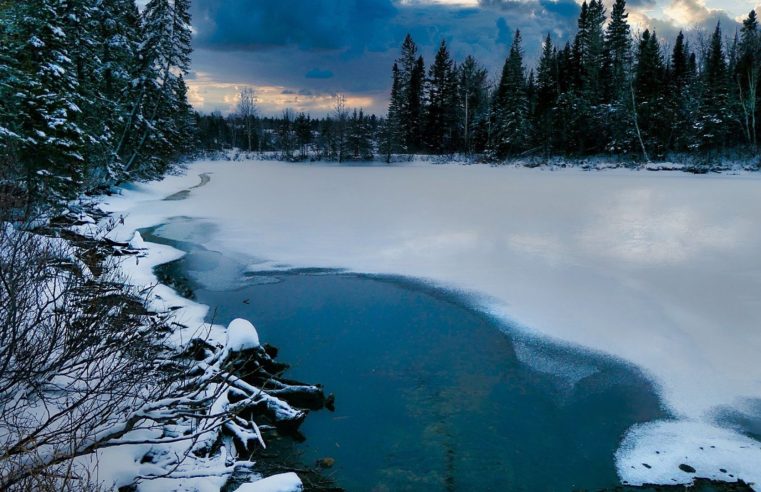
(535, 33, 558, 156)
(634, 30, 668, 156)
(406, 56, 425, 152)
(93, 0, 143, 182)
(294, 112, 312, 158)
(457, 55, 489, 154)
(424, 40, 457, 153)
(124, 0, 193, 175)
(668, 31, 698, 151)
(605, 0, 631, 97)
(569, 0, 607, 153)
(385, 62, 403, 158)
(394, 34, 424, 152)
(5, 0, 88, 203)
(736, 10, 760, 147)
(491, 30, 529, 157)
(697, 23, 731, 152)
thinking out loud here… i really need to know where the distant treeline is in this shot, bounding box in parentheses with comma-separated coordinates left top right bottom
(0, 0, 195, 208)
(198, 0, 761, 165)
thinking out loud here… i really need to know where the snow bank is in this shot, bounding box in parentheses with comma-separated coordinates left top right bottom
(226, 318, 260, 351)
(86, 170, 299, 490)
(236, 472, 303, 492)
(101, 159, 761, 489)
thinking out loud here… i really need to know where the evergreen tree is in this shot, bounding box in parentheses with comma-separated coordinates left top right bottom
(125, 0, 194, 175)
(385, 62, 403, 158)
(604, 0, 631, 98)
(569, 0, 607, 153)
(406, 56, 425, 152)
(4, 0, 88, 203)
(535, 34, 558, 157)
(293, 113, 309, 158)
(634, 30, 668, 156)
(394, 34, 424, 152)
(697, 23, 731, 151)
(424, 40, 458, 153)
(736, 10, 760, 147)
(491, 30, 529, 157)
(668, 31, 698, 151)
(457, 55, 489, 154)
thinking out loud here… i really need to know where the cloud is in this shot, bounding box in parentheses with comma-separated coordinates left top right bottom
(192, 0, 398, 52)
(663, 0, 718, 26)
(496, 17, 513, 47)
(305, 68, 334, 79)
(185, 71, 376, 115)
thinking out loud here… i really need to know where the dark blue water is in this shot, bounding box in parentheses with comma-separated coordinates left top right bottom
(145, 220, 668, 492)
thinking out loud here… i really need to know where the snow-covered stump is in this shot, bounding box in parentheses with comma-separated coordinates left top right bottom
(214, 319, 327, 436)
(182, 317, 329, 465)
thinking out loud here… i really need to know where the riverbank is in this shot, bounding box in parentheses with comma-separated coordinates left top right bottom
(52, 176, 333, 491)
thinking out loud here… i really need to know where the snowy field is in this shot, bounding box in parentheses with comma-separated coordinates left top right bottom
(103, 160, 761, 489)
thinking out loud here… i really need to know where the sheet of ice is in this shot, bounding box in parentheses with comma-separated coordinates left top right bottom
(102, 160, 761, 488)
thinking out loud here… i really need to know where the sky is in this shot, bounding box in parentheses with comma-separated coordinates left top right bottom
(182, 0, 757, 116)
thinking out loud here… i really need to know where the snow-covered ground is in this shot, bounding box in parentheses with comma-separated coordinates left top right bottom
(102, 160, 761, 489)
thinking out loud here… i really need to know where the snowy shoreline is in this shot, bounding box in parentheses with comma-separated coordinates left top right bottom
(213, 149, 761, 175)
(70, 173, 322, 491)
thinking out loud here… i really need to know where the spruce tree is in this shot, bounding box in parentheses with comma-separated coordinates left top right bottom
(424, 40, 457, 153)
(605, 0, 631, 96)
(395, 34, 424, 152)
(668, 31, 697, 151)
(737, 10, 760, 147)
(5, 0, 88, 203)
(384, 63, 403, 159)
(634, 30, 668, 156)
(125, 0, 194, 175)
(535, 34, 558, 157)
(457, 55, 489, 154)
(407, 56, 425, 152)
(698, 23, 731, 152)
(491, 30, 529, 157)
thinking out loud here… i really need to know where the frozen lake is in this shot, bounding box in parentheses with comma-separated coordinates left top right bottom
(105, 160, 761, 488)
(145, 221, 665, 490)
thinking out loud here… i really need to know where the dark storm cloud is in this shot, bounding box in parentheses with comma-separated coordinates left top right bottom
(496, 17, 513, 48)
(191, 0, 397, 51)
(305, 68, 334, 79)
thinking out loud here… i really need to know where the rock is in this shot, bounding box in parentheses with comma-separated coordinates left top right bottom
(678, 463, 696, 473)
(263, 343, 279, 358)
(316, 457, 335, 469)
(325, 393, 336, 412)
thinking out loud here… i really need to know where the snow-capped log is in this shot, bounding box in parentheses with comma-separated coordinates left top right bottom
(226, 318, 261, 352)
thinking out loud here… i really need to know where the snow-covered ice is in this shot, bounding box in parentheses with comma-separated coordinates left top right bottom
(102, 159, 761, 489)
(235, 472, 302, 492)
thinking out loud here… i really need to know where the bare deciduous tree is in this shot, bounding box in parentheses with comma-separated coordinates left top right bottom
(236, 87, 258, 152)
(0, 205, 310, 490)
(333, 94, 348, 163)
